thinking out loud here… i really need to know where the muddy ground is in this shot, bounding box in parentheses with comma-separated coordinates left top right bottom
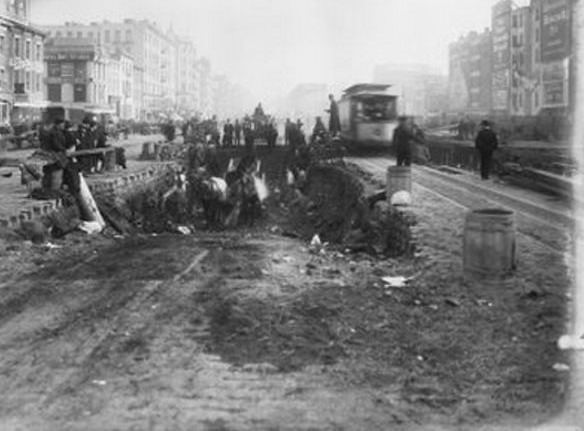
(0, 162, 573, 430)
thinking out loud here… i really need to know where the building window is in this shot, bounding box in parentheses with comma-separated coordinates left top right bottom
(47, 84, 62, 102)
(74, 84, 86, 102)
(77, 32, 82, 38)
(48, 62, 60, 77)
(67, 31, 73, 37)
(105, 30, 110, 42)
(88, 31, 94, 40)
(56, 31, 62, 37)
(126, 30, 132, 42)
(115, 30, 121, 42)
(0, 68, 5, 88)
(61, 63, 74, 78)
(0, 35, 4, 52)
(25, 39, 30, 59)
(74, 63, 86, 80)
(512, 15, 518, 28)
(25, 71, 31, 90)
(35, 73, 40, 92)
(535, 28, 540, 42)
(36, 43, 41, 61)
(14, 36, 20, 57)
(535, 91, 539, 107)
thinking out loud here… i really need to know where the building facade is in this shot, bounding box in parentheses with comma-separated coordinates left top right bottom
(448, 30, 492, 115)
(175, 37, 197, 115)
(374, 63, 448, 118)
(0, 0, 46, 125)
(43, 20, 180, 120)
(44, 38, 111, 112)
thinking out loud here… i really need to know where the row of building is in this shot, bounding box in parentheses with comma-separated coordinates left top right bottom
(0, 1, 249, 127)
(449, 0, 579, 121)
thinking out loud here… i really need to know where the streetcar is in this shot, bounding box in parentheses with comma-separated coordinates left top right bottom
(338, 83, 399, 152)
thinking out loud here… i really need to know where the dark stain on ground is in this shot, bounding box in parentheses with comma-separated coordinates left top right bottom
(199, 288, 347, 372)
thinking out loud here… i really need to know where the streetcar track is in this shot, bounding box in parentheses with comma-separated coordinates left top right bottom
(353, 158, 571, 254)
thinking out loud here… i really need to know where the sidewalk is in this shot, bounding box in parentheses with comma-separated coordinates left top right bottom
(0, 134, 166, 228)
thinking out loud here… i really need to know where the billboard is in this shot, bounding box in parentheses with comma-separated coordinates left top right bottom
(491, 0, 511, 111)
(541, 60, 569, 107)
(541, 0, 571, 62)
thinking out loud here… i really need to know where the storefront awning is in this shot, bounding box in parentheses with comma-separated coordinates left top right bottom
(14, 101, 50, 109)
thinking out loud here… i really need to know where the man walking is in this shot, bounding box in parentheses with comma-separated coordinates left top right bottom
(475, 120, 498, 180)
(392, 116, 423, 167)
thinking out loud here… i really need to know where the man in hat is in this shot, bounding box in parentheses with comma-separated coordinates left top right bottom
(475, 120, 498, 180)
(392, 116, 424, 167)
(326, 94, 341, 136)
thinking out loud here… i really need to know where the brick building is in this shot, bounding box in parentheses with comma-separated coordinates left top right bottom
(448, 30, 493, 115)
(0, 0, 46, 125)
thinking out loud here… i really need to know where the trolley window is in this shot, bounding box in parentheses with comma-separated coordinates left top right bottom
(355, 96, 397, 121)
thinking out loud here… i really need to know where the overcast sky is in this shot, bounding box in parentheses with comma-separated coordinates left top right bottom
(32, 0, 493, 101)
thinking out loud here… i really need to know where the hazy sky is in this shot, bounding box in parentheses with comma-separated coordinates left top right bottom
(32, 0, 493, 101)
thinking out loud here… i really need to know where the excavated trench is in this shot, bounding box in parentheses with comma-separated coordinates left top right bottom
(98, 147, 418, 259)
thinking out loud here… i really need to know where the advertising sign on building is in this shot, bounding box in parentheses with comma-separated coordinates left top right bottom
(491, 0, 512, 111)
(44, 52, 95, 61)
(541, 60, 569, 107)
(541, 0, 570, 62)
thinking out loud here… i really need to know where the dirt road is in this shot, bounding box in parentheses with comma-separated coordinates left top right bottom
(0, 157, 574, 430)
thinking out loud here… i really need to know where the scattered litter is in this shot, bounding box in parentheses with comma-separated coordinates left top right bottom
(475, 299, 493, 307)
(381, 276, 410, 288)
(44, 242, 62, 250)
(242, 362, 279, 374)
(175, 225, 192, 235)
(310, 234, 322, 247)
(261, 269, 270, 276)
(390, 191, 412, 206)
(91, 380, 107, 386)
(413, 299, 422, 306)
(558, 334, 584, 351)
(428, 304, 439, 311)
(445, 298, 461, 307)
(416, 355, 424, 361)
(281, 256, 294, 264)
(552, 363, 570, 372)
(78, 221, 103, 235)
(269, 226, 280, 233)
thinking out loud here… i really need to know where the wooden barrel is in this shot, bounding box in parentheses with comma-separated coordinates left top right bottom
(386, 166, 412, 201)
(463, 208, 516, 285)
(42, 168, 63, 191)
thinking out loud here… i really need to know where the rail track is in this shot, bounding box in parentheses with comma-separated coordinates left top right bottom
(351, 157, 575, 255)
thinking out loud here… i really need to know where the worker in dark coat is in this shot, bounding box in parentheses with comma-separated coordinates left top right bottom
(45, 118, 80, 194)
(327, 94, 341, 136)
(475, 120, 498, 180)
(234, 119, 242, 146)
(392, 116, 423, 167)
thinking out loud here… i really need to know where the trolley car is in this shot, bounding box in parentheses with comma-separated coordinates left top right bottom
(338, 83, 399, 152)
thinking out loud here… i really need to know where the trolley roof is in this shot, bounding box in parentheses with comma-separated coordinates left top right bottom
(342, 83, 396, 97)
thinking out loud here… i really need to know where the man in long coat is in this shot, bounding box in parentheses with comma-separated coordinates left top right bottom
(474, 120, 498, 180)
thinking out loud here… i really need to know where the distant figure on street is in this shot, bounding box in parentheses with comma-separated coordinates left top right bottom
(254, 103, 265, 119)
(284, 118, 292, 146)
(326, 94, 341, 136)
(311, 116, 327, 145)
(475, 120, 498, 180)
(234, 119, 242, 146)
(392, 116, 424, 167)
(223, 119, 234, 147)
